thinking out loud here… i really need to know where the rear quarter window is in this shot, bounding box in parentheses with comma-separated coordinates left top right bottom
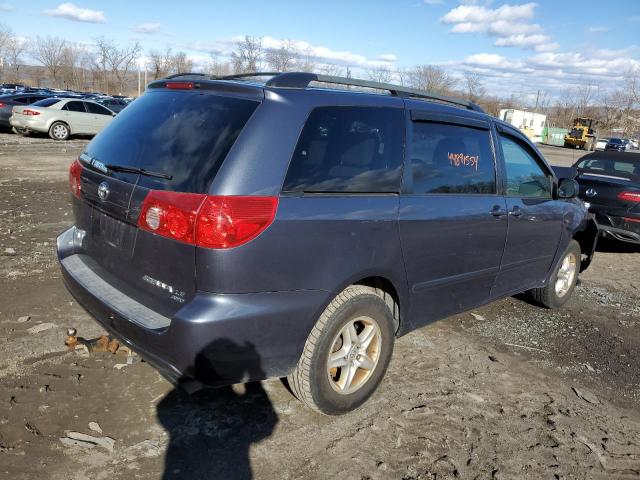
(83, 91, 259, 193)
(283, 106, 404, 193)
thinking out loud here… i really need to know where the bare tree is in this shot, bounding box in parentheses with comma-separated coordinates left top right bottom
(366, 66, 393, 84)
(32, 36, 67, 87)
(171, 52, 193, 74)
(147, 48, 173, 80)
(407, 65, 457, 94)
(93, 38, 141, 94)
(297, 47, 317, 73)
(265, 39, 297, 72)
(207, 54, 232, 77)
(230, 36, 263, 73)
(463, 71, 486, 103)
(4, 36, 30, 83)
(60, 44, 90, 90)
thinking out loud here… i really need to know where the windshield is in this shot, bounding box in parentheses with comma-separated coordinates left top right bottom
(608, 138, 622, 144)
(83, 90, 259, 193)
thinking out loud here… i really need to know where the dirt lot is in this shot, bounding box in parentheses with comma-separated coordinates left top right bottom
(1, 133, 639, 479)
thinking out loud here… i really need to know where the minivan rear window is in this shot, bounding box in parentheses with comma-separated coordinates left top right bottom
(83, 91, 259, 193)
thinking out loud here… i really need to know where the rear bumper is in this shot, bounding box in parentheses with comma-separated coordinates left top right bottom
(57, 226, 328, 386)
(9, 115, 48, 133)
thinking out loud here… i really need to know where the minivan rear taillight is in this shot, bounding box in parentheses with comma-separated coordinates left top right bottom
(196, 196, 279, 248)
(69, 159, 83, 198)
(618, 191, 640, 203)
(138, 191, 278, 249)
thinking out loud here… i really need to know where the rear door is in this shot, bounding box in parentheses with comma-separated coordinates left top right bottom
(76, 89, 259, 316)
(62, 100, 89, 133)
(492, 127, 563, 297)
(398, 111, 508, 325)
(84, 102, 113, 133)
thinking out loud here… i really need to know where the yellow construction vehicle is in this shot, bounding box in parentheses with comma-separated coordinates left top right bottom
(564, 117, 598, 150)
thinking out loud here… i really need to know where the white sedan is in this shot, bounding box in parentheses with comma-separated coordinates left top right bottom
(10, 97, 116, 140)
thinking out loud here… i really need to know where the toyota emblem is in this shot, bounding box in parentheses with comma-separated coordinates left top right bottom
(97, 181, 110, 201)
(585, 188, 597, 198)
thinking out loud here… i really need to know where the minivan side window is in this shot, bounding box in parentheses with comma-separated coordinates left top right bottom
(282, 106, 404, 193)
(410, 122, 496, 194)
(500, 134, 551, 198)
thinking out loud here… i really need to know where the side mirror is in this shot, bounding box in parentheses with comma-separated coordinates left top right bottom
(558, 178, 579, 199)
(111, 112, 116, 117)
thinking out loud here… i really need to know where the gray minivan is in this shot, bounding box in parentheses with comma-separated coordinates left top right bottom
(57, 72, 598, 414)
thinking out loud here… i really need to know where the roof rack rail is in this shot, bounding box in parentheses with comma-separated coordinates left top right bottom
(242, 71, 484, 113)
(216, 72, 282, 80)
(163, 72, 209, 79)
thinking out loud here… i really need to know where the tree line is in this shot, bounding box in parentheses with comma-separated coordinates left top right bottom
(0, 26, 637, 136)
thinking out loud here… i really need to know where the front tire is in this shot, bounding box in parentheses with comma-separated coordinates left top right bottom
(49, 122, 70, 140)
(529, 240, 581, 309)
(288, 285, 395, 415)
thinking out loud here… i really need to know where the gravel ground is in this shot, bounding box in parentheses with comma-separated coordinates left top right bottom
(1, 132, 639, 479)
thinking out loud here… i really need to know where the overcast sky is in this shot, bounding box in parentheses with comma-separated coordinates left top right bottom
(1, 0, 639, 98)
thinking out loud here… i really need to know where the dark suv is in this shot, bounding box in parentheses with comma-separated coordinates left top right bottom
(57, 72, 598, 415)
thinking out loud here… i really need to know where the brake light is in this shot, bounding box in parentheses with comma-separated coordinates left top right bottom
(618, 191, 640, 203)
(166, 82, 194, 90)
(137, 191, 278, 248)
(196, 196, 279, 248)
(139, 191, 204, 243)
(623, 217, 640, 223)
(0, 103, 5, 108)
(22, 109, 40, 116)
(69, 159, 83, 198)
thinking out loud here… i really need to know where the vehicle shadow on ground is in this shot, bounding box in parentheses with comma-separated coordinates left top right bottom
(156, 339, 278, 480)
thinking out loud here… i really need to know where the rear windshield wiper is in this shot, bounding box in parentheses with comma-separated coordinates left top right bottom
(80, 153, 173, 180)
(105, 164, 173, 180)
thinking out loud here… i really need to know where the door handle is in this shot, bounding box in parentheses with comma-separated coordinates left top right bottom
(490, 205, 508, 217)
(510, 206, 523, 217)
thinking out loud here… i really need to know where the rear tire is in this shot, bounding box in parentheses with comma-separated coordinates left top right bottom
(49, 122, 70, 141)
(529, 240, 581, 309)
(288, 285, 395, 415)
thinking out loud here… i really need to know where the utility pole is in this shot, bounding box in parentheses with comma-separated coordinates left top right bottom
(534, 89, 541, 112)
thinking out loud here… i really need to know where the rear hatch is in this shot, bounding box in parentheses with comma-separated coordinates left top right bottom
(73, 87, 260, 317)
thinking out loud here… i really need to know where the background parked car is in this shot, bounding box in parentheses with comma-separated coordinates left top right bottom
(94, 97, 128, 113)
(605, 138, 628, 152)
(0, 93, 54, 130)
(595, 137, 609, 151)
(559, 152, 640, 245)
(10, 97, 116, 140)
(0, 83, 26, 94)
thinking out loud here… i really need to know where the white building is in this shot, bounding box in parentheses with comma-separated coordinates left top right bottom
(499, 109, 547, 143)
